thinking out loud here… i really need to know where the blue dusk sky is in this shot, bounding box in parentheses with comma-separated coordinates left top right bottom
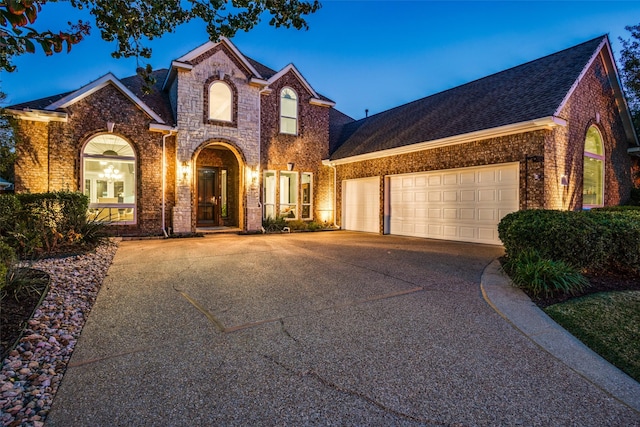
(2, 1, 639, 119)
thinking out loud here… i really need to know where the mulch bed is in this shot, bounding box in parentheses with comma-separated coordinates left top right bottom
(0, 269, 50, 359)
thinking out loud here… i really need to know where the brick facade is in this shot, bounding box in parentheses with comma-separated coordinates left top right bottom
(332, 131, 548, 232)
(545, 54, 633, 210)
(10, 37, 637, 240)
(259, 70, 334, 223)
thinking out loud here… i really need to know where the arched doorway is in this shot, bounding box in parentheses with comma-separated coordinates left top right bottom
(194, 143, 242, 228)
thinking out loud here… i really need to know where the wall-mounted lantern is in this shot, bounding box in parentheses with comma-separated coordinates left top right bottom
(287, 162, 294, 171)
(561, 175, 569, 186)
(180, 161, 190, 182)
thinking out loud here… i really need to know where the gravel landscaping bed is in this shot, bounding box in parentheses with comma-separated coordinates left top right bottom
(0, 242, 117, 427)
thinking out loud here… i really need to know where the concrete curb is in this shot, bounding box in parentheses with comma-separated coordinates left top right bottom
(481, 259, 640, 413)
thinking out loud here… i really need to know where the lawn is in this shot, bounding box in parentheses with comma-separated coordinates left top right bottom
(544, 290, 640, 382)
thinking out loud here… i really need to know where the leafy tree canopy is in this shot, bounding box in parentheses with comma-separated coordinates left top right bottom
(619, 23, 640, 135)
(1, 0, 321, 81)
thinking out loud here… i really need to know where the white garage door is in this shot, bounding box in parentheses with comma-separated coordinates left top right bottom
(388, 163, 519, 245)
(343, 177, 380, 233)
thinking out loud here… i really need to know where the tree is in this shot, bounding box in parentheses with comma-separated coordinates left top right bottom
(619, 23, 640, 136)
(1, 0, 321, 82)
(0, 89, 17, 183)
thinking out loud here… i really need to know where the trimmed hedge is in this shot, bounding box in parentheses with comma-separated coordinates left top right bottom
(498, 209, 640, 275)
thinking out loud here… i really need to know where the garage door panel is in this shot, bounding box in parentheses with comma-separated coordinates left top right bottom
(389, 163, 519, 245)
(343, 178, 380, 233)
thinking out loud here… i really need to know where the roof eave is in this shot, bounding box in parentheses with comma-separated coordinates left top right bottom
(310, 98, 335, 108)
(6, 108, 68, 123)
(325, 116, 566, 166)
(44, 73, 166, 124)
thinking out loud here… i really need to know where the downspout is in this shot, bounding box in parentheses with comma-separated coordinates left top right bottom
(162, 129, 177, 237)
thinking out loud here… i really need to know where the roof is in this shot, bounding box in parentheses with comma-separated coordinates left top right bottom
(329, 35, 615, 161)
(8, 69, 175, 125)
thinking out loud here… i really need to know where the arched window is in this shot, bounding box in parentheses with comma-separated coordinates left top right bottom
(82, 134, 136, 223)
(583, 126, 604, 208)
(280, 87, 298, 135)
(209, 81, 232, 122)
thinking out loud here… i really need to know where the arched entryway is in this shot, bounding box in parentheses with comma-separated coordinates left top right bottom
(193, 142, 243, 228)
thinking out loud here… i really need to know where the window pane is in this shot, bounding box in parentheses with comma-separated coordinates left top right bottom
(583, 156, 603, 206)
(83, 135, 136, 224)
(281, 98, 297, 118)
(301, 172, 312, 220)
(280, 171, 298, 218)
(585, 127, 603, 155)
(263, 171, 276, 219)
(209, 82, 232, 122)
(281, 117, 297, 135)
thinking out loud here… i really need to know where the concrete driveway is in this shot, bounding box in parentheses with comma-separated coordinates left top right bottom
(47, 232, 639, 426)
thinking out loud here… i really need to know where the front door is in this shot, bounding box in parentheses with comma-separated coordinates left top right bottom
(197, 168, 220, 226)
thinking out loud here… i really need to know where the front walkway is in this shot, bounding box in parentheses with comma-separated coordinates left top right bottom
(47, 232, 639, 425)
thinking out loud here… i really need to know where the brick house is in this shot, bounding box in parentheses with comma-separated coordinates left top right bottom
(7, 35, 639, 244)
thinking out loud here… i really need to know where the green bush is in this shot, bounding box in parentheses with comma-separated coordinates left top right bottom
(498, 209, 640, 275)
(1, 191, 106, 258)
(262, 215, 287, 232)
(0, 239, 16, 293)
(503, 249, 590, 298)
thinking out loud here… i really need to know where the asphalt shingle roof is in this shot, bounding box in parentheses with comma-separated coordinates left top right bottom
(329, 36, 606, 160)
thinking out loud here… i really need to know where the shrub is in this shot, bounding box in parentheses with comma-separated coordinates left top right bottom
(498, 209, 640, 275)
(0, 239, 16, 293)
(1, 191, 106, 258)
(287, 220, 307, 231)
(503, 249, 590, 298)
(262, 215, 287, 232)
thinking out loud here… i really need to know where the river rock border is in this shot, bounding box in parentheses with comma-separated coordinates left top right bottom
(1, 242, 118, 427)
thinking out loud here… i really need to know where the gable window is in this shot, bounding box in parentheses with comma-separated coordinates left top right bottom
(280, 87, 298, 135)
(280, 171, 298, 218)
(209, 81, 232, 122)
(82, 134, 136, 223)
(583, 126, 604, 208)
(301, 172, 312, 220)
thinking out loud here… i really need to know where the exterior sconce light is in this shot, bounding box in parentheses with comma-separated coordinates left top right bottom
(107, 121, 115, 133)
(287, 162, 294, 171)
(180, 161, 190, 182)
(561, 175, 569, 186)
(251, 167, 259, 183)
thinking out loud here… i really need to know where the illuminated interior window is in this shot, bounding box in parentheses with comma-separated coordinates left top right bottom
(280, 171, 298, 218)
(301, 172, 312, 220)
(263, 171, 276, 220)
(280, 87, 298, 135)
(83, 134, 136, 223)
(209, 81, 232, 122)
(583, 126, 604, 208)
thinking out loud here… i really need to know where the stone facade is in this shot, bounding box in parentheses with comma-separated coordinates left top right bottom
(172, 43, 262, 232)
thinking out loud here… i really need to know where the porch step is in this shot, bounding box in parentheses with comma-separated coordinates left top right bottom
(196, 227, 243, 235)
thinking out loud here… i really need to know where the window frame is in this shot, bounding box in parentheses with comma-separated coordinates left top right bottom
(203, 76, 238, 127)
(263, 170, 277, 220)
(279, 171, 299, 219)
(82, 134, 137, 224)
(582, 126, 605, 209)
(301, 172, 313, 220)
(280, 87, 298, 135)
